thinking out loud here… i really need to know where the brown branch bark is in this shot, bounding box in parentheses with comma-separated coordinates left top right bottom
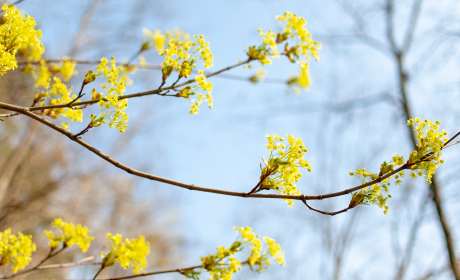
(2, 102, 450, 214)
(98, 265, 202, 280)
(302, 200, 353, 216)
(2, 59, 255, 115)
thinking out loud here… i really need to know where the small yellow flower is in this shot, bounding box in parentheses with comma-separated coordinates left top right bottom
(0, 5, 44, 74)
(259, 134, 311, 206)
(248, 12, 320, 94)
(43, 219, 94, 253)
(0, 229, 36, 273)
(103, 233, 150, 274)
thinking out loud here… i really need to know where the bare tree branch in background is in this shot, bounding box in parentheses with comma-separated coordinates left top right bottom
(335, 0, 459, 278)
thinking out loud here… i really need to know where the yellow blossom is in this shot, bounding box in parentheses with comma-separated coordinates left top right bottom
(196, 227, 283, 279)
(407, 118, 448, 183)
(92, 57, 131, 133)
(43, 218, 94, 253)
(0, 229, 36, 273)
(102, 233, 150, 274)
(349, 119, 448, 214)
(33, 60, 51, 89)
(0, 5, 43, 74)
(259, 134, 311, 206)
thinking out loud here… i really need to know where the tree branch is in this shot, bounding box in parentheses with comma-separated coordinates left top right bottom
(0, 102, 457, 216)
(385, 0, 399, 52)
(16, 58, 286, 87)
(6, 59, 255, 115)
(1, 246, 67, 279)
(402, 0, 423, 54)
(302, 200, 353, 216)
(98, 265, 202, 280)
(34, 255, 100, 271)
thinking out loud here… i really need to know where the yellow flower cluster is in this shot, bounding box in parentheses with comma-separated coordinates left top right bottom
(43, 218, 94, 253)
(143, 28, 191, 52)
(287, 61, 310, 94)
(199, 241, 242, 280)
(96, 57, 131, 95)
(276, 12, 321, 60)
(259, 134, 311, 207)
(194, 227, 284, 280)
(150, 31, 214, 115)
(0, 5, 43, 74)
(50, 57, 78, 81)
(25, 58, 77, 89)
(41, 77, 83, 129)
(102, 233, 150, 274)
(236, 227, 285, 269)
(407, 118, 448, 183)
(93, 57, 131, 133)
(348, 168, 393, 214)
(0, 229, 36, 273)
(187, 70, 213, 114)
(247, 12, 320, 93)
(21, 58, 80, 130)
(349, 118, 448, 214)
(160, 34, 213, 79)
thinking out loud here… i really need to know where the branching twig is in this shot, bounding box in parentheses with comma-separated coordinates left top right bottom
(302, 199, 353, 216)
(16, 58, 287, 84)
(1, 58, 255, 117)
(385, 0, 399, 52)
(98, 265, 203, 280)
(1, 246, 67, 279)
(74, 123, 92, 138)
(68, 82, 86, 107)
(1, 101, 456, 216)
(402, 0, 423, 54)
(35, 254, 101, 271)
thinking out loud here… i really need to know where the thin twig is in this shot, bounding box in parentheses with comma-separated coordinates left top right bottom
(9, 0, 26, 6)
(99, 265, 203, 280)
(1, 246, 67, 279)
(6, 59, 255, 115)
(126, 49, 142, 65)
(74, 123, 92, 138)
(16, 59, 287, 84)
(442, 131, 460, 148)
(402, 0, 423, 54)
(245, 166, 277, 196)
(385, 0, 399, 52)
(302, 199, 353, 216)
(93, 266, 104, 280)
(35, 254, 101, 270)
(68, 81, 87, 107)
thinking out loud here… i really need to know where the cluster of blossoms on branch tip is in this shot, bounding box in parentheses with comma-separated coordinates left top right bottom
(0, 4, 43, 74)
(247, 11, 321, 94)
(102, 233, 150, 274)
(189, 227, 284, 280)
(149, 28, 214, 115)
(348, 118, 448, 214)
(88, 57, 133, 133)
(43, 218, 94, 253)
(255, 134, 312, 207)
(0, 229, 36, 273)
(21, 57, 81, 130)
